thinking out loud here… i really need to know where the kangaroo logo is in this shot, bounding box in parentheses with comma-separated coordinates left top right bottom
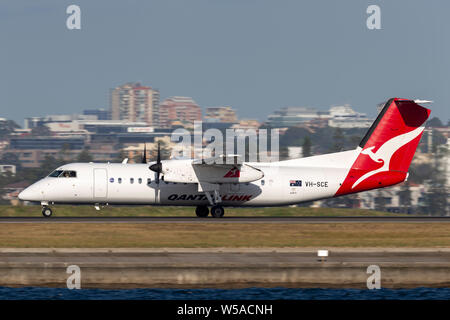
(352, 126, 425, 189)
(224, 167, 240, 178)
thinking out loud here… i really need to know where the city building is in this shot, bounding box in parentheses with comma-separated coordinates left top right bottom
(327, 105, 373, 128)
(357, 184, 426, 213)
(0, 164, 16, 176)
(83, 108, 110, 120)
(24, 114, 97, 129)
(0, 140, 8, 151)
(287, 146, 302, 159)
(7, 136, 85, 167)
(266, 104, 373, 129)
(231, 119, 261, 130)
(204, 106, 237, 123)
(266, 106, 323, 127)
(159, 96, 202, 128)
(110, 82, 160, 126)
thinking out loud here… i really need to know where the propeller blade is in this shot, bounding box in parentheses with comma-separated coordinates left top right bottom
(157, 141, 161, 164)
(149, 141, 162, 184)
(141, 144, 147, 163)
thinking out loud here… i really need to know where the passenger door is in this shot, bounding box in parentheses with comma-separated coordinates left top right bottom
(93, 168, 108, 200)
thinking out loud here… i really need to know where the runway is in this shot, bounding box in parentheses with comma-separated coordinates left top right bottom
(1, 248, 449, 264)
(0, 216, 449, 224)
(1, 248, 449, 288)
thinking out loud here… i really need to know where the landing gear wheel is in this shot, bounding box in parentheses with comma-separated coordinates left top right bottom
(210, 205, 224, 218)
(42, 206, 53, 218)
(195, 205, 209, 218)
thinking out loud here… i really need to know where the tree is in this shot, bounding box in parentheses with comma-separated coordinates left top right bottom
(423, 159, 449, 215)
(133, 153, 145, 164)
(0, 152, 21, 169)
(423, 179, 448, 216)
(76, 148, 93, 162)
(331, 128, 346, 152)
(426, 117, 443, 128)
(302, 136, 312, 157)
(0, 120, 20, 138)
(374, 190, 388, 212)
(37, 155, 65, 178)
(398, 182, 412, 213)
(151, 140, 171, 160)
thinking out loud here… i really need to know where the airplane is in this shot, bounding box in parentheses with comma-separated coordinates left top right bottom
(18, 98, 431, 218)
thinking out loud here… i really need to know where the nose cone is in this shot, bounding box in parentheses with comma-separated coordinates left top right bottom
(18, 185, 41, 201)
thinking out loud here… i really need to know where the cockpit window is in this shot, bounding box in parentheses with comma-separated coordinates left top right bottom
(49, 170, 63, 177)
(49, 170, 76, 178)
(61, 171, 77, 178)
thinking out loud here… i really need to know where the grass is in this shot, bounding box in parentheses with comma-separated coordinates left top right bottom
(0, 223, 448, 248)
(0, 205, 404, 217)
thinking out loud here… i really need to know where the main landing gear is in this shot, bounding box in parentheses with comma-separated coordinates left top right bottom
(210, 205, 225, 218)
(195, 205, 209, 218)
(195, 205, 225, 218)
(41, 206, 53, 218)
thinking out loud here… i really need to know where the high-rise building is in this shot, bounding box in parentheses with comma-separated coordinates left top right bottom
(204, 106, 237, 123)
(110, 82, 160, 126)
(327, 105, 373, 128)
(266, 106, 320, 127)
(159, 96, 202, 128)
(83, 108, 110, 120)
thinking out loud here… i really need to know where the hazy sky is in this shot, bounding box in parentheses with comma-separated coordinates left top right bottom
(1, 0, 449, 126)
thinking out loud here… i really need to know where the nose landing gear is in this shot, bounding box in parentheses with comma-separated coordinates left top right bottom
(41, 206, 53, 218)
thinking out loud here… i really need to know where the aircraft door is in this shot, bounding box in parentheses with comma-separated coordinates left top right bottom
(93, 168, 108, 200)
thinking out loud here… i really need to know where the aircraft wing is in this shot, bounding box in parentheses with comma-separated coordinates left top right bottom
(192, 154, 241, 166)
(161, 155, 264, 184)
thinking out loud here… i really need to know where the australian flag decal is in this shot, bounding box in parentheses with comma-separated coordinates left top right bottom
(289, 180, 302, 187)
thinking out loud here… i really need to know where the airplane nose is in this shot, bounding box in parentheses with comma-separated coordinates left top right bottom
(18, 188, 30, 201)
(18, 185, 41, 201)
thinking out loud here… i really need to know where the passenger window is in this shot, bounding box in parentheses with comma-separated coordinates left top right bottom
(130, 178, 134, 184)
(147, 178, 151, 185)
(110, 178, 114, 183)
(118, 178, 122, 184)
(138, 178, 142, 184)
(261, 179, 265, 186)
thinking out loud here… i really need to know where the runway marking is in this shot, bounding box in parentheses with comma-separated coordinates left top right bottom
(0, 216, 449, 224)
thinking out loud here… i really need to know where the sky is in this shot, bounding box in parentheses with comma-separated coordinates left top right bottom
(0, 0, 449, 126)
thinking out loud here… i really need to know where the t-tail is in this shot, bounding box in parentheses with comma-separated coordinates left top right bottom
(334, 98, 431, 197)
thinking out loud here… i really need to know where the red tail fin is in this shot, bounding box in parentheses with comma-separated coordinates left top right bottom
(335, 98, 431, 196)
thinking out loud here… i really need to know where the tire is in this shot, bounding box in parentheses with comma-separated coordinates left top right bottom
(210, 205, 224, 218)
(195, 205, 209, 218)
(42, 207, 53, 218)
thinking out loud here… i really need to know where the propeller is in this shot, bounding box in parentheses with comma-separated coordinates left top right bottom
(141, 144, 147, 164)
(149, 141, 162, 184)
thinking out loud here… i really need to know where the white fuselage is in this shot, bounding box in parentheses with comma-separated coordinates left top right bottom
(18, 149, 361, 207)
